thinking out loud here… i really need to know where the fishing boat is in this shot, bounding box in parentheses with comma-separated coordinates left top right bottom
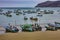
(38, 13, 41, 14)
(55, 22, 60, 29)
(23, 13, 26, 15)
(37, 14, 43, 17)
(5, 14, 12, 17)
(24, 16, 28, 20)
(6, 25, 19, 33)
(45, 23, 57, 31)
(0, 9, 3, 12)
(0, 26, 6, 35)
(22, 24, 34, 32)
(30, 17, 38, 21)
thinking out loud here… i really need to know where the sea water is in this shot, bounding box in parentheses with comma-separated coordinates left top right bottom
(0, 7, 60, 27)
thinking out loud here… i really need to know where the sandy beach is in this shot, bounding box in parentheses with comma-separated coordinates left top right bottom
(0, 31, 60, 40)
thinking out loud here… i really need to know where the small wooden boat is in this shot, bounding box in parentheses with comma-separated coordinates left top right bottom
(37, 15, 42, 17)
(0, 9, 3, 12)
(24, 17, 28, 20)
(23, 13, 26, 15)
(16, 12, 22, 15)
(6, 14, 12, 17)
(55, 22, 60, 24)
(38, 13, 41, 14)
(0, 26, 6, 35)
(30, 17, 33, 20)
(16, 13, 19, 15)
(30, 17, 38, 21)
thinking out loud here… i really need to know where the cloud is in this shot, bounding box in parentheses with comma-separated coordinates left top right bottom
(0, 0, 36, 7)
(0, 0, 58, 7)
(0, 1, 35, 4)
(0, 0, 34, 1)
(0, 3, 35, 7)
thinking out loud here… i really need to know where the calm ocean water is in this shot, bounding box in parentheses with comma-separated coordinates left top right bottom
(0, 7, 60, 27)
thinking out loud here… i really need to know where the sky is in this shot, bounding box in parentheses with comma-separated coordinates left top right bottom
(0, 0, 58, 7)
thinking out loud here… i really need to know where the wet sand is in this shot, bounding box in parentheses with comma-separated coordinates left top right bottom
(0, 31, 60, 40)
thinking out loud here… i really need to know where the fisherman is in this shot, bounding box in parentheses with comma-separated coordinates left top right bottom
(32, 24, 36, 31)
(35, 23, 39, 31)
